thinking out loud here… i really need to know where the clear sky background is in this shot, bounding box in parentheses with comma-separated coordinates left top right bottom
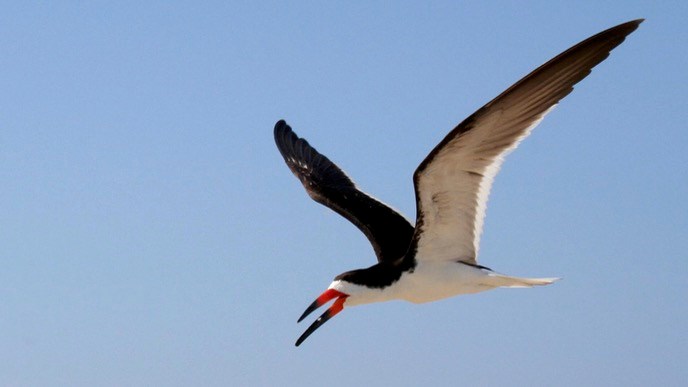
(1, 2, 686, 386)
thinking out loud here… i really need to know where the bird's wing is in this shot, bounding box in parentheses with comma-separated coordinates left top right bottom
(275, 120, 415, 263)
(410, 20, 642, 264)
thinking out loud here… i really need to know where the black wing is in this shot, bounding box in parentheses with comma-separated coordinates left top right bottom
(274, 120, 415, 263)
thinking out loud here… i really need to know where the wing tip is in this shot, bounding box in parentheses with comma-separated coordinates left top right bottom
(600, 19, 643, 45)
(613, 18, 644, 37)
(274, 119, 290, 136)
(627, 18, 645, 27)
(274, 119, 298, 155)
(273, 119, 321, 176)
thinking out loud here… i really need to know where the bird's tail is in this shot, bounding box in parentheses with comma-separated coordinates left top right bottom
(488, 273, 560, 288)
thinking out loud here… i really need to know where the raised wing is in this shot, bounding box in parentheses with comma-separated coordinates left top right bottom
(274, 120, 415, 263)
(411, 20, 642, 264)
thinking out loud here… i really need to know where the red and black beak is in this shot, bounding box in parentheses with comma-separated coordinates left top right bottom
(295, 289, 348, 347)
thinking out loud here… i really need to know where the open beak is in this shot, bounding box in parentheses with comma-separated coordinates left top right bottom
(295, 289, 348, 347)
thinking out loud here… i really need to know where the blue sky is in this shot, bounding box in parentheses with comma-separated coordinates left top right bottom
(1, 1, 686, 386)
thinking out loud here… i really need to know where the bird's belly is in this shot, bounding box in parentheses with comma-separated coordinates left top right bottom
(392, 262, 495, 304)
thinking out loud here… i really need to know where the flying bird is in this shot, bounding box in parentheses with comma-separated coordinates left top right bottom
(275, 20, 642, 346)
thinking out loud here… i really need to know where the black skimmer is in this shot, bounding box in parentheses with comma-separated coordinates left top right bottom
(275, 19, 642, 347)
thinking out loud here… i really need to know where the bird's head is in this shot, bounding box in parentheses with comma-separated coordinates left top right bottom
(295, 264, 403, 346)
(295, 268, 396, 346)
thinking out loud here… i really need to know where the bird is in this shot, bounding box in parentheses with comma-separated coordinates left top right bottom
(274, 19, 642, 347)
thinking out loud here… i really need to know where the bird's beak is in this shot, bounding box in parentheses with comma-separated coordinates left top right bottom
(295, 289, 348, 346)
